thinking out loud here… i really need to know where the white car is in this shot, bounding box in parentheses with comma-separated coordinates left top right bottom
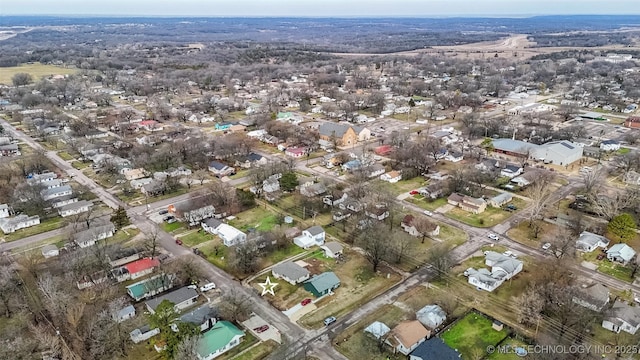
(423, 210, 434, 217)
(487, 233, 500, 241)
(542, 242, 551, 250)
(503, 251, 517, 258)
(200, 282, 216, 292)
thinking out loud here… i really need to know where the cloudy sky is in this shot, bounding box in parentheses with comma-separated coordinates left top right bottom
(2, 0, 640, 17)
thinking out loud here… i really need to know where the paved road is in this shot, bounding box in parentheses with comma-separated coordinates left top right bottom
(0, 227, 65, 253)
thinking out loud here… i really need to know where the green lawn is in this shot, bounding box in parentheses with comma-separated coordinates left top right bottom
(597, 259, 634, 283)
(200, 241, 229, 272)
(262, 243, 306, 267)
(229, 169, 250, 180)
(215, 333, 258, 360)
(379, 177, 427, 195)
(228, 206, 280, 232)
(487, 338, 530, 360)
(406, 196, 448, 211)
(439, 224, 469, 247)
(442, 312, 509, 360)
(111, 228, 141, 243)
(71, 161, 89, 169)
(161, 221, 186, 233)
(179, 230, 215, 247)
(446, 198, 527, 228)
(2, 216, 66, 242)
(57, 151, 75, 161)
(618, 148, 631, 155)
(0, 62, 78, 85)
(231, 340, 278, 360)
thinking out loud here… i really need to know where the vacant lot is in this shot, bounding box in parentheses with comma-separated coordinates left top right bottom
(228, 206, 279, 232)
(178, 229, 215, 247)
(446, 197, 527, 228)
(0, 63, 78, 85)
(442, 312, 509, 360)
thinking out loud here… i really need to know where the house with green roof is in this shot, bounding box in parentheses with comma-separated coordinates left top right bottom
(303, 271, 341, 297)
(196, 321, 244, 360)
(126, 274, 174, 302)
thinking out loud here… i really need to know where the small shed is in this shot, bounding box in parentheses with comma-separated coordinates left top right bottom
(492, 320, 504, 331)
(364, 321, 390, 339)
(41, 244, 59, 258)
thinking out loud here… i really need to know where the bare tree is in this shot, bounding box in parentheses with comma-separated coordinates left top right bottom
(514, 285, 544, 327)
(426, 244, 453, 282)
(144, 227, 161, 258)
(388, 233, 414, 265)
(219, 288, 252, 323)
(411, 216, 438, 244)
(525, 173, 556, 238)
(580, 168, 605, 197)
(357, 223, 389, 273)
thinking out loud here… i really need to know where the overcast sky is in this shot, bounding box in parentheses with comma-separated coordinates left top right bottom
(2, 0, 640, 17)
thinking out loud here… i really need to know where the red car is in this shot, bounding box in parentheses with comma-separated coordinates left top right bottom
(253, 325, 269, 333)
(301, 298, 312, 306)
(175, 238, 183, 245)
(409, 190, 419, 195)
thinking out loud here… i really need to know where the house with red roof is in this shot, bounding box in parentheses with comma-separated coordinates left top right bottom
(285, 147, 307, 158)
(113, 257, 160, 282)
(138, 120, 164, 132)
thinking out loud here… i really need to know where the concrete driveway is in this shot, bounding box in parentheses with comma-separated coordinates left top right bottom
(242, 314, 282, 344)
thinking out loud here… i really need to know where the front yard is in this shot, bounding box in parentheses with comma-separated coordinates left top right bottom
(446, 197, 528, 228)
(178, 229, 215, 247)
(379, 177, 427, 196)
(228, 206, 280, 232)
(406, 196, 448, 212)
(442, 311, 509, 360)
(2, 216, 66, 242)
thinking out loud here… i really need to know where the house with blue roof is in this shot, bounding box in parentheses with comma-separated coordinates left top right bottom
(214, 122, 234, 131)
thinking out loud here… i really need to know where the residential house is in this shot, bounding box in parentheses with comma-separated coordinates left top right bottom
(426, 171, 449, 181)
(294, 226, 325, 249)
(146, 287, 199, 314)
(41, 185, 73, 201)
(465, 251, 523, 292)
(130, 177, 153, 189)
(320, 242, 344, 259)
(272, 261, 310, 285)
(386, 320, 430, 355)
(366, 204, 390, 220)
(409, 337, 461, 360)
(418, 183, 445, 199)
(300, 182, 327, 197)
(602, 300, 640, 335)
(318, 123, 371, 147)
(141, 180, 165, 196)
(201, 218, 223, 235)
(576, 231, 610, 252)
(607, 244, 636, 265)
(51, 196, 78, 209)
(138, 120, 163, 132)
(123, 168, 148, 181)
(41, 244, 59, 258)
(447, 193, 487, 214)
(339, 199, 363, 213)
(416, 305, 446, 330)
(58, 200, 92, 217)
(573, 283, 610, 312)
(364, 321, 390, 340)
(40, 179, 62, 189)
(365, 164, 386, 178)
(130, 325, 160, 344)
(174, 304, 218, 333)
(323, 191, 348, 207)
(625, 116, 640, 129)
(27, 171, 57, 185)
(0, 204, 9, 218)
(236, 153, 268, 169)
(196, 321, 244, 360)
(332, 211, 351, 222)
(475, 159, 501, 173)
(625, 170, 640, 186)
(380, 171, 402, 183)
(115, 257, 161, 282)
(126, 274, 175, 302)
(0, 215, 40, 234)
(444, 151, 464, 163)
(401, 215, 440, 237)
(303, 271, 340, 297)
(600, 139, 621, 151)
(217, 224, 247, 247)
(488, 193, 513, 208)
(500, 164, 523, 178)
(214, 122, 233, 131)
(171, 203, 216, 225)
(0, 143, 19, 156)
(511, 172, 538, 187)
(85, 130, 108, 139)
(73, 223, 115, 248)
(285, 147, 306, 158)
(208, 161, 235, 177)
(112, 305, 136, 323)
(341, 159, 362, 172)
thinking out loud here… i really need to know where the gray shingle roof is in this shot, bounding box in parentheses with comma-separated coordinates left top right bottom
(272, 261, 310, 280)
(145, 287, 198, 311)
(306, 225, 324, 236)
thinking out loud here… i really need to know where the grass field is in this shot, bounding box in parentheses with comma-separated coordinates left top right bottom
(446, 198, 527, 228)
(442, 312, 509, 360)
(231, 340, 278, 360)
(228, 206, 279, 232)
(0, 63, 78, 85)
(178, 229, 215, 247)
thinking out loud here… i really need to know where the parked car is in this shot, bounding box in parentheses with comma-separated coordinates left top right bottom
(175, 238, 183, 245)
(253, 325, 269, 333)
(324, 316, 337, 326)
(167, 218, 177, 224)
(200, 282, 216, 292)
(159, 209, 169, 215)
(542, 242, 551, 250)
(301, 298, 312, 306)
(487, 233, 500, 241)
(423, 210, 434, 217)
(505, 204, 517, 211)
(409, 190, 419, 195)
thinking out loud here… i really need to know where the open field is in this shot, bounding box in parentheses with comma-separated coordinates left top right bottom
(442, 311, 509, 360)
(231, 340, 278, 360)
(0, 63, 78, 85)
(228, 206, 280, 232)
(446, 198, 527, 228)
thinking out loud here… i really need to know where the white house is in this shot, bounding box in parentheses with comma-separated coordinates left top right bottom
(465, 251, 523, 292)
(217, 224, 247, 247)
(145, 287, 199, 314)
(293, 225, 326, 249)
(196, 321, 244, 360)
(272, 261, 310, 285)
(0, 204, 9, 218)
(600, 140, 621, 152)
(112, 305, 136, 323)
(58, 200, 93, 217)
(380, 171, 402, 183)
(41, 185, 73, 201)
(320, 242, 344, 259)
(73, 224, 115, 248)
(201, 218, 223, 235)
(386, 320, 430, 355)
(602, 300, 640, 335)
(0, 215, 40, 234)
(416, 304, 446, 330)
(130, 325, 160, 344)
(607, 244, 636, 265)
(364, 321, 390, 340)
(576, 231, 610, 253)
(500, 165, 523, 178)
